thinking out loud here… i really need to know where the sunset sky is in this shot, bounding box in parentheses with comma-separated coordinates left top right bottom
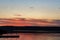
(0, 0, 60, 19)
(0, 0, 60, 40)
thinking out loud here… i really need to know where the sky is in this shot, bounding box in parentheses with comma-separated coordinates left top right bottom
(0, 0, 60, 19)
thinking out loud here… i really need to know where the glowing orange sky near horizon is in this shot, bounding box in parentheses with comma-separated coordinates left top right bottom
(0, 19, 59, 26)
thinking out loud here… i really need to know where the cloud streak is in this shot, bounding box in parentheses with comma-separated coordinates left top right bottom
(0, 18, 60, 26)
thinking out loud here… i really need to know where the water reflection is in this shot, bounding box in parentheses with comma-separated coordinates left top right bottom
(31, 33, 60, 40)
(0, 33, 60, 40)
(18, 33, 60, 40)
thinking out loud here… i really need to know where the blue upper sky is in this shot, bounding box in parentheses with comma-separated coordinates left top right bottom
(0, 0, 60, 19)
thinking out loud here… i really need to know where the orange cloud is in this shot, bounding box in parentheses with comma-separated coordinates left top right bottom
(0, 18, 60, 26)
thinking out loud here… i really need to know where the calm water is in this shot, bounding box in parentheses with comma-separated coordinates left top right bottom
(0, 33, 60, 40)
